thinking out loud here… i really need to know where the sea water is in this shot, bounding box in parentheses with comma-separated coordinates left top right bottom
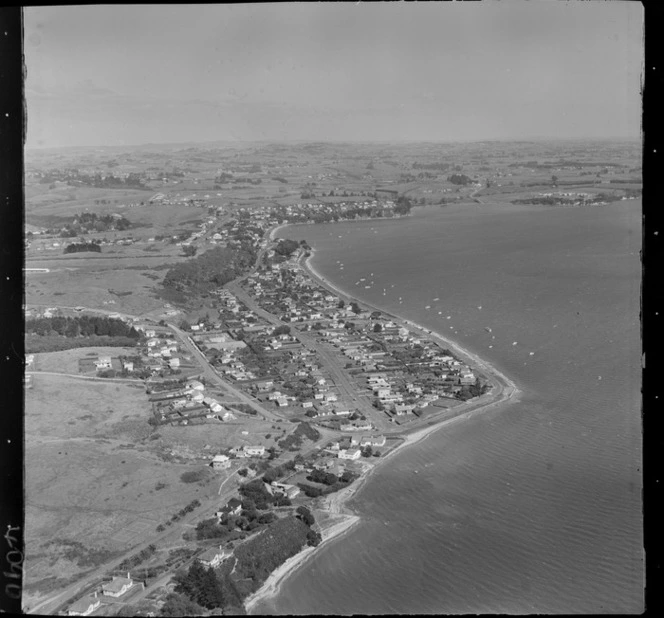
(255, 201, 642, 614)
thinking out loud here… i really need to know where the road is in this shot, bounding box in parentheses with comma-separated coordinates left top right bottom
(226, 283, 377, 420)
(26, 469, 241, 616)
(166, 322, 283, 422)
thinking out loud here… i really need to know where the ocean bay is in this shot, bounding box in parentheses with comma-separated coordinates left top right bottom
(257, 200, 643, 614)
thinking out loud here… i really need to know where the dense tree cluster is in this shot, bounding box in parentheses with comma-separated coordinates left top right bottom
(25, 315, 141, 339)
(162, 246, 256, 294)
(447, 174, 474, 186)
(159, 593, 204, 617)
(232, 515, 311, 588)
(60, 212, 132, 237)
(277, 422, 320, 451)
(274, 238, 300, 257)
(64, 242, 102, 254)
(172, 560, 226, 610)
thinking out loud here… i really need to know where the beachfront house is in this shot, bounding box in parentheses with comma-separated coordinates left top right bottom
(199, 546, 233, 568)
(338, 448, 362, 460)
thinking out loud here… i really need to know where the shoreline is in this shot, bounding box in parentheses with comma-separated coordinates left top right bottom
(245, 224, 521, 614)
(300, 246, 520, 399)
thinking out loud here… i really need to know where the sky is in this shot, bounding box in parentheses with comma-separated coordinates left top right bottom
(23, 2, 644, 149)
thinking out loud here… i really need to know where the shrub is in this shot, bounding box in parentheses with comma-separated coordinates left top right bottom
(180, 469, 208, 484)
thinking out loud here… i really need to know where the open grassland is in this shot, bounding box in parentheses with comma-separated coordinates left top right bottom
(23, 374, 220, 599)
(25, 265, 170, 316)
(155, 417, 292, 454)
(31, 346, 138, 374)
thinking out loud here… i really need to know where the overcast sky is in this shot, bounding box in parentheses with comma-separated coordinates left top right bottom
(24, 2, 643, 149)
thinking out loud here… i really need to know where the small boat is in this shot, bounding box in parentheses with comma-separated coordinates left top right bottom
(365, 285, 371, 289)
(489, 345, 493, 348)
(438, 311, 443, 314)
(433, 297, 440, 301)
(512, 341, 518, 346)
(425, 305, 431, 309)
(477, 306, 482, 310)
(485, 327, 492, 333)
(529, 352, 535, 356)
(446, 316, 451, 319)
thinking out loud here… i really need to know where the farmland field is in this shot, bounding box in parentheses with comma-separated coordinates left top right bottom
(23, 374, 221, 603)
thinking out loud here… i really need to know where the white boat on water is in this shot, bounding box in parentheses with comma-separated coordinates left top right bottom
(425, 305, 431, 309)
(485, 327, 492, 333)
(512, 341, 518, 346)
(433, 297, 440, 301)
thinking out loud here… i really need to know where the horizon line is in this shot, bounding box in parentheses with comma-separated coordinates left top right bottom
(25, 135, 642, 152)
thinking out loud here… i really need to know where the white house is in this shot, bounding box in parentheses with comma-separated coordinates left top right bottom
(199, 546, 233, 568)
(168, 358, 180, 369)
(360, 435, 386, 447)
(102, 574, 134, 597)
(212, 454, 231, 470)
(67, 593, 101, 616)
(338, 448, 362, 460)
(243, 445, 266, 457)
(187, 380, 205, 391)
(95, 356, 113, 370)
(393, 404, 414, 416)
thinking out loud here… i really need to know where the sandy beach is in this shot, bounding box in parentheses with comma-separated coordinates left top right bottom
(244, 512, 360, 613)
(243, 231, 521, 614)
(300, 247, 520, 396)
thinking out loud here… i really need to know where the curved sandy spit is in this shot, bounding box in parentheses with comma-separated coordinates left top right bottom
(244, 225, 521, 613)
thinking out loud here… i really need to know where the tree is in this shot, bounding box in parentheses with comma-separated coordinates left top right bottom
(337, 299, 345, 309)
(551, 175, 559, 186)
(361, 445, 373, 457)
(373, 323, 383, 333)
(296, 506, 315, 526)
(159, 593, 204, 617)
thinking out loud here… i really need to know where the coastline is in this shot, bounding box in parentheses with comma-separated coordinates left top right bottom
(300, 246, 521, 399)
(244, 224, 521, 614)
